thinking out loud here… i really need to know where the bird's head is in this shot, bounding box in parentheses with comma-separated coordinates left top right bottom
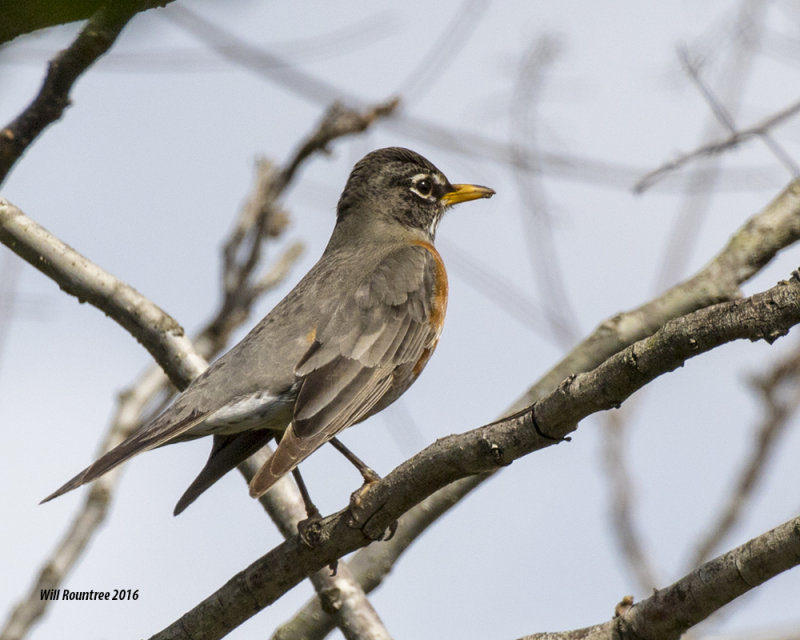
(337, 147, 495, 240)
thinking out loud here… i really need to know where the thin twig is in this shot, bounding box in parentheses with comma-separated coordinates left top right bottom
(0, 2, 166, 185)
(397, 0, 489, 103)
(167, 4, 783, 195)
(602, 409, 660, 591)
(634, 98, 800, 193)
(651, 4, 768, 295)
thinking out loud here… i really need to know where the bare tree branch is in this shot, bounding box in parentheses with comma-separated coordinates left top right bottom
(602, 409, 661, 591)
(509, 36, 581, 346)
(0, 197, 206, 389)
(0, 1, 170, 185)
(148, 272, 800, 640)
(651, 2, 767, 294)
(677, 41, 799, 179)
(162, 4, 782, 195)
(517, 513, 800, 640)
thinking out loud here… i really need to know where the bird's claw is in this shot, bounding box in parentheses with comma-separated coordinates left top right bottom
(347, 477, 396, 541)
(297, 511, 325, 548)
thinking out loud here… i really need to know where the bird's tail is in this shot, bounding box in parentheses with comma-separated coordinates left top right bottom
(41, 409, 207, 504)
(173, 430, 274, 515)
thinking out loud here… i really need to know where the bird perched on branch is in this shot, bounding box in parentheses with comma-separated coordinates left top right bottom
(43, 147, 495, 515)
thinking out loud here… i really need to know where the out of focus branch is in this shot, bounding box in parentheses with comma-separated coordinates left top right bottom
(509, 36, 580, 346)
(650, 10, 767, 295)
(602, 409, 660, 591)
(678, 43, 799, 179)
(691, 342, 800, 566)
(634, 98, 800, 194)
(511, 177, 800, 411)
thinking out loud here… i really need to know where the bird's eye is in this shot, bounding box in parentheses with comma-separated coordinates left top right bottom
(415, 179, 432, 196)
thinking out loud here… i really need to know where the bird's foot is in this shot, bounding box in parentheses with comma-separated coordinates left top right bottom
(347, 473, 397, 541)
(297, 507, 325, 548)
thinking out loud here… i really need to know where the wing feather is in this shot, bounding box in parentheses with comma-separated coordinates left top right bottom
(249, 243, 446, 496)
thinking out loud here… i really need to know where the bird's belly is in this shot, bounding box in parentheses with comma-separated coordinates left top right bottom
(189, 386, 298, 437)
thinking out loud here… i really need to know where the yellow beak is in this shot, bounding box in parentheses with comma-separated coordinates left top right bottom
(441, 183, 495, 206)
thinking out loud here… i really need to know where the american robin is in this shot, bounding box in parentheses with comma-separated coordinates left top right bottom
(42, 147, 494, 514)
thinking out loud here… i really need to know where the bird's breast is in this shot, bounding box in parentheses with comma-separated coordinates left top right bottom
(412, 239, 448, 338)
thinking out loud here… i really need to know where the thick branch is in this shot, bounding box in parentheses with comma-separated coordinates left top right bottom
(0, 197, 205, 388)
(149, 274, 800, 640)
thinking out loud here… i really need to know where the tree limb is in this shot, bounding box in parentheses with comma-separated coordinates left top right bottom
(634, 98, 800, 194)
(0, 197, 206, 389)
(148, 272, 800, 640)
(691, 342, 800, 565)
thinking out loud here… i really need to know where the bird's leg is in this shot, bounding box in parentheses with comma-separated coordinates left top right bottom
(293, 468, 326, 550)
(329, 437, 397, 541)
(329, 437, 381, 484)
(292, 467, 321, 519)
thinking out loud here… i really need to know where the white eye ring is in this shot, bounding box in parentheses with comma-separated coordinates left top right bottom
(415, 179, 432, 196)
(410, 174, 435, 199)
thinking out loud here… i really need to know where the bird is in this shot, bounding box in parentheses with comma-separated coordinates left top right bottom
(42, 147, 495, 515)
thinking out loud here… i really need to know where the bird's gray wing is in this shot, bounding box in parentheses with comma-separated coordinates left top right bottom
(248, 243, 445, 497)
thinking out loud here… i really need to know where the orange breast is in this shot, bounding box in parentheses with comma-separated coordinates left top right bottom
(411, 239, 449, 376)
